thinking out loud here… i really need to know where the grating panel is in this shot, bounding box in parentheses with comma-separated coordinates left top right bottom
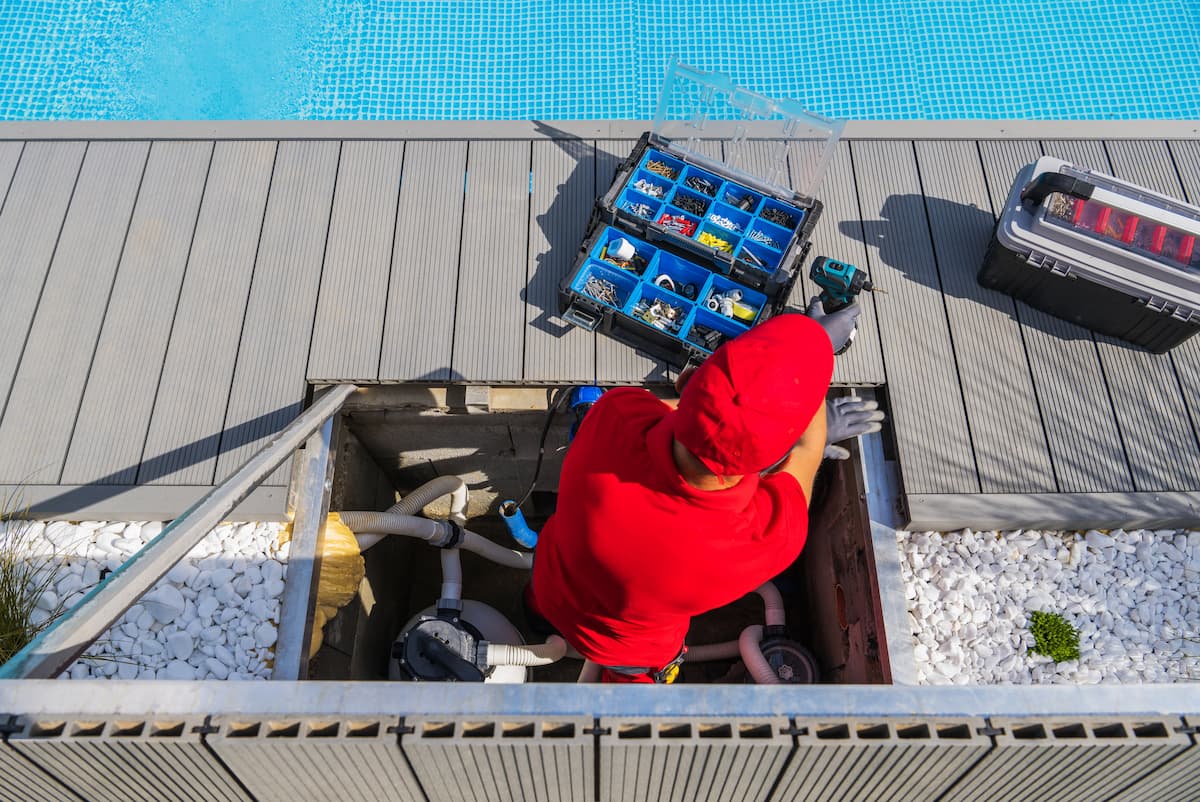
(9, 716, 249, 802)
(1107, 715, 1200, 802)
(598, 718, 792, 802)
(405, 716, 593, 802)
(208, 716, 421, 802)
(773, 718, 989, 802)
(942, 717, 1189, 802)
(0, 738, 81, 802)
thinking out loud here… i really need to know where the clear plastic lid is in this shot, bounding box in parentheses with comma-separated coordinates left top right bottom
(651, 58, 844, 199)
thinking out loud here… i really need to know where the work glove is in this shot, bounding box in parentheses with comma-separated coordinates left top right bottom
(824, 396, 885, 460)
(805, 296, 861, 354)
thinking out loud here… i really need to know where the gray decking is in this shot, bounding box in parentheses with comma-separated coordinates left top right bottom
(0, 122, 1197, 527)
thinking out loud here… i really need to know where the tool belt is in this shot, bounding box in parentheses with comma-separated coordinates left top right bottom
(604, 645, 687, 684)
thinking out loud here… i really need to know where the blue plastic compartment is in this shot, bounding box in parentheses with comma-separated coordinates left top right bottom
(697, 222, 740, 255)
(656, 206, 702, 238)
(744, 218, 790, 251)
(617, 188, 663, 221)
(683, 306, 749, 353)
(644, 251, 709, 301)
(627, 169, 671, 200)
(702, 273, 767, 326)
(572, 260, 639, 310)
(719, 183, 763, 215)
(706, 202, 752, 235)
(667, 185, 711, 218)
(591, 226, 656, 274)
(679, 165, 723, 198)
(639, 148, 685, 182)
(736, 239, 783, 272)
(757, 197, 805, 232)
(625, 281, 693, 337)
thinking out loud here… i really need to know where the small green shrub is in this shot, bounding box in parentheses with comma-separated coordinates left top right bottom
(0, 493, 66, 665)
(1028, 610, 1081, 662)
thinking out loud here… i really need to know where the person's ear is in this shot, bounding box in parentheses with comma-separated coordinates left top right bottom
(674, 365, 698, 396)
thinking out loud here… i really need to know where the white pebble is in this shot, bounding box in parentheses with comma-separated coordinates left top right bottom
(166, 632, 194, 660)
(164, 660, 195, 680)
(253, 623, 277, 648)
(142, 585, 186, 624)
(196, 596, 219, 619)
(206, 658, 230, 680)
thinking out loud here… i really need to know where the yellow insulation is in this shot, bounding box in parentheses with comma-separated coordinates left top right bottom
(280, 513, 365, 660)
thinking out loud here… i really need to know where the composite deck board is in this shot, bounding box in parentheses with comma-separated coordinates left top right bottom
(216, 140, 341, 485)
(0, 141, 86, 431)
(307, 140, 405, 381)
(0, 141, 23, 206)
(913, 140, 1055, 492)
(849, 140, 978, 494)
(594, 139, 672, 384)
(451, 140, 531, 382)
(0, 141, 147, 484)
(60, 141, 214, 485)
(1043, 139, 1200, 491)
(791, 140, 887, 386)
(523, 139, 597, 383)
(1162, 140, 1200, 455)
(140, 141, 276, 485)
(975, 140, 1132, 493)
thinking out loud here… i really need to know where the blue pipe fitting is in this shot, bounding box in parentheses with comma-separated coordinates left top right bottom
(568, 385, 605, 442)
(500, 500, 538, 549)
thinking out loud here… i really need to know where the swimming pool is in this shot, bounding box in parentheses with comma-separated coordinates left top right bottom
(2, 0, 1199, 121)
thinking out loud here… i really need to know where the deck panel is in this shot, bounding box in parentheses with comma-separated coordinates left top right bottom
(1044, 140, 1200, 492)
(216, 141, 341, 485)
(594, 139, 672, 384)
(0, 141, 86, 432)
(524, 139, 597, 383)
(307, 140, 405, 381)
(1162, 140, 1200, 454)
(976, 140, 1133, 493)
(378, 140, 467, 382)
(848, 140, 978, 494)
(140, 141, 276, 485)
(61, 141, 213, 485)
(0, 141, 23, 206)
(452, 141, 531, 382)
(914, 140, 1055, 493)
(789, 140, 887, 386)
(0, 141, 147, 484)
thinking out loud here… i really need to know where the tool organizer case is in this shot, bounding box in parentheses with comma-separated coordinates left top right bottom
(559, 59, 843, 367)
(981, 156, 1200, 353)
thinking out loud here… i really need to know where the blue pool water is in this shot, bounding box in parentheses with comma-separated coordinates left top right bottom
(2, 1, 1199, 121)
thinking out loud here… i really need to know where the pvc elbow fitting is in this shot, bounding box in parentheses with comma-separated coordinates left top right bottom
(500, 500, 538, 549)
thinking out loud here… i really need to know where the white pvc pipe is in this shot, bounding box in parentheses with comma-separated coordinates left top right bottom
(355, 477, 470, 551)
(439, 550, 463, 605)
(756, 582, 786, 627)
(577, 660, 602, 683)
(685, 640, 742, 662)
(739, 625, 780, 685)
(486, 636, 567, 667)
(338, 512, 534, 571)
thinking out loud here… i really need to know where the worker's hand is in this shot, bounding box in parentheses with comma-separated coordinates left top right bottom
(805, 296, 860, 354)
(823, 396, 885, 460)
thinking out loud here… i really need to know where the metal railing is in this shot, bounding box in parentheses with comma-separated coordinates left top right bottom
(0, 384, 357, 680)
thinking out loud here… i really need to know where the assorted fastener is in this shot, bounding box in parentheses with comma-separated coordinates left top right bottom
(761, 207, 797, 229)
(658, 213, 697, 236)
(646, 159, 679, 179)
(583, 276, 620, 306)
(672, 194, 709, 217)
(708, 213, 743, 233)
(633, 179, 666, 198)
(684, 175, 719, 196)
(747, 229, 781, 249)
(698, 231, 734, 252)
(687, 323, 728, 352)
(725, 191, 758, 212)
(633, 298, 683, 332)
(706, 288, 757, 322)
(622, 200, 655, 219)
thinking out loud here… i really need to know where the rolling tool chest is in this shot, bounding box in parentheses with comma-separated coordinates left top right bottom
(560, 60, 843, 367)
(981, 156, 1200, 353)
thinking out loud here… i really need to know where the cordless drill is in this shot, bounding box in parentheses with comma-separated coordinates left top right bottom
(809, 256, 877, 354)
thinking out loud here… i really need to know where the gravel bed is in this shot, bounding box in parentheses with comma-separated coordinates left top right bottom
(899, 527, 1200, 685)
(10, 520, 289, 680)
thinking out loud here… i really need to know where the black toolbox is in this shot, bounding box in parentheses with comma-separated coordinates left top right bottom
(559, 60, 843, 368)
(981, 156, 1200, 353)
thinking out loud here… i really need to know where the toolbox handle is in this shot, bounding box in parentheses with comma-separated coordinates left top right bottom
(562, 304, 601, 332)
(1020, 172, 1094, 207)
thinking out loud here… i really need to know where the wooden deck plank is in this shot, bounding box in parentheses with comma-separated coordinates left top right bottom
(913, 140, 1055, 493)
(523, 139, 597, 383)
(307, 140, 404, 381)
(216, 140, 341, 484)
(0, 141, 86, 428)
(0, 141, 148, 484)
(0, 141, 23, 204)
(594, 139, 671, 384)
(849, 140, 978, 494)
(976, 140, 1133, 493)
(1163, 139, 1200, 461)
(1043, 140, 1200, 491)
(378, 140, 467, 382)
(60, 141, 214, 485)
(790, 140, 887, 386)
(140, 141, 276, 485)
(451, 140, 532, 382)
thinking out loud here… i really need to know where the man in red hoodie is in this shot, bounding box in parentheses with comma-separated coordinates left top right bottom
(528, 309, 878, 682)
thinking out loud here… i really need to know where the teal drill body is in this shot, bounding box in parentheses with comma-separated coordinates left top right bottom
(810, 256, 874, 313)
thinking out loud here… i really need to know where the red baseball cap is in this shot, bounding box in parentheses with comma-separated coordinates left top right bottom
(673, 314, 833, 475)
